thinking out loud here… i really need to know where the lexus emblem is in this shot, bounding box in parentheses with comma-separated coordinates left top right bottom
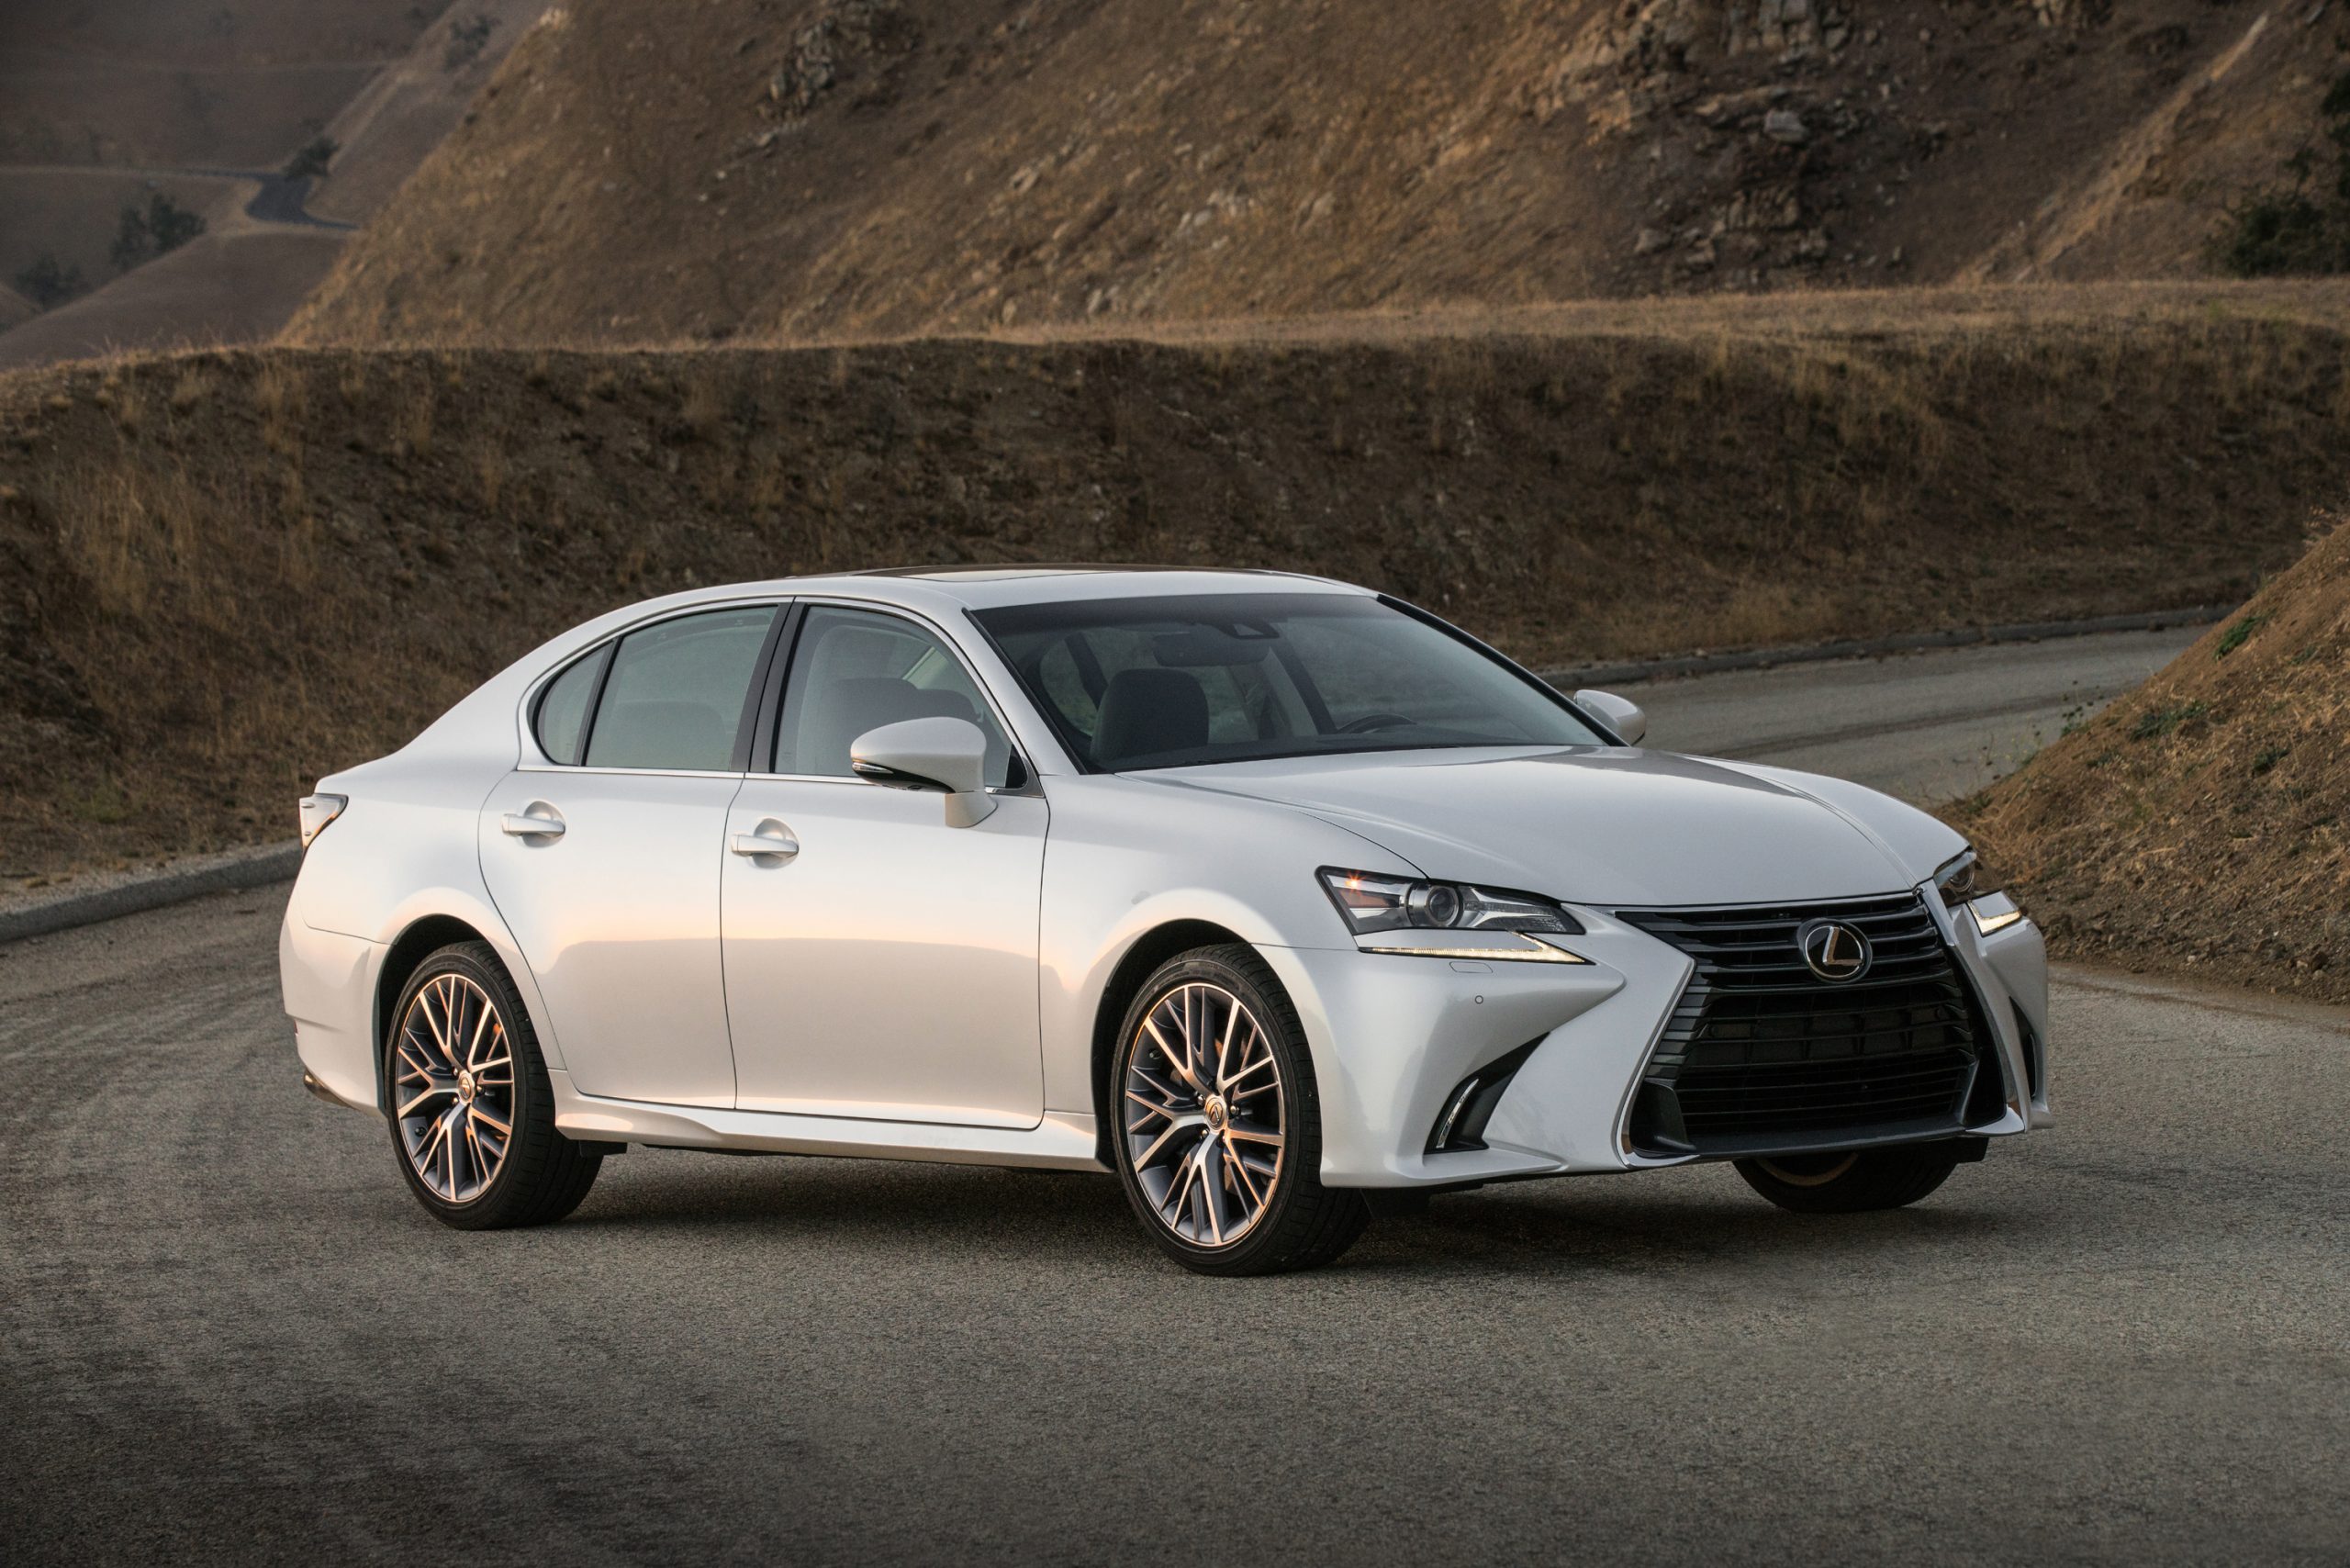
(1797, 919, 1873, 984)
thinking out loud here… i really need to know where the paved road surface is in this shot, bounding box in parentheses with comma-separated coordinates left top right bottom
(1618, 624, 2200, 806)
(6, 630, 2344, 1565)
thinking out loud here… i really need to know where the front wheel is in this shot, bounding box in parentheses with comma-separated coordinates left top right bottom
(385, 941, 602, 1229)
(1111, 946, 1369, 1276)
(1733, 1140, 1964, 1215)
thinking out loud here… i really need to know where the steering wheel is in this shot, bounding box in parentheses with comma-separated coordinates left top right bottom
(1337, 712, 1415, 734)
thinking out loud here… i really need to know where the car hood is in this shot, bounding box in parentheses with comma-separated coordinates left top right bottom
(1145, 745, 1944, 909)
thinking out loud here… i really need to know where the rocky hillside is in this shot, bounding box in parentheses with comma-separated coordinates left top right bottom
(289, 0, 2339, 346)
(1956, 516, 2350, 1002)
(6, 281, 2350, 883)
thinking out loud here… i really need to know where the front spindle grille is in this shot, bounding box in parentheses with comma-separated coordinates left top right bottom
(1618, 894, 1982, 1157)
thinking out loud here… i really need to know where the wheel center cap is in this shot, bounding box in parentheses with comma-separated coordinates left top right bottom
(1203, 1094, 1227, 1130)
(457, 1070, 476, 1103)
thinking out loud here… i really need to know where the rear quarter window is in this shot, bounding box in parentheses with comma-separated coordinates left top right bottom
(532, 647, 608, 766)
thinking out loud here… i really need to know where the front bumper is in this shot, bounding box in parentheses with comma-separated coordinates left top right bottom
(1265, 894, 2050, 1189)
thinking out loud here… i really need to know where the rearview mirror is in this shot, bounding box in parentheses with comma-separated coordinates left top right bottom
(850, 716, 998, 827)
(1573, 689, 1648, 746)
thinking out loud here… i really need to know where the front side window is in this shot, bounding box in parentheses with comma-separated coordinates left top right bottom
(973, 593, 1606, 771)
(774, 605, 1017, 787)
(578, 606, 778, 771)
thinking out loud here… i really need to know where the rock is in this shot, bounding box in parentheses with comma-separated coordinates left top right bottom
(1693, 84, 1777, 127)
(1763, 108, 1809, 145)
(1634, 226, 1670, 254)
(765, 0, 917, 119)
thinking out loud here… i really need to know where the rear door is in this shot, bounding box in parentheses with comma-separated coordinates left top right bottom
(480, 602, 783, 1107)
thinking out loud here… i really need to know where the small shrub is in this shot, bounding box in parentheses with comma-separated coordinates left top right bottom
(2252, 745, 2289, 775)
(283, 136, 338, 182)
(109, 194, 207, 273)
(445, 14, 496, 71)
(2210, 73, 2350, 275)
(2210, 184, 2345, 277)
(2130, 701, 2210, 742)
(14, 252, 87, 308)
(2214, 610, 2271, 657)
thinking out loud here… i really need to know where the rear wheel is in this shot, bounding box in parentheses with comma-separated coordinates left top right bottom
(1733, 1141, 1964, 1215)
(385, 941, 601, 1229)
(1111, 946, 1368, 1276)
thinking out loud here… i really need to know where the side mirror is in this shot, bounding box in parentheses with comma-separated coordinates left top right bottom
(1573, 688, 1649, 747)
(850, 716, 998, 827)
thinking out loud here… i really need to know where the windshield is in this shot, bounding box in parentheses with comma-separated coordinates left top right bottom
(972, 593, 1608, 771)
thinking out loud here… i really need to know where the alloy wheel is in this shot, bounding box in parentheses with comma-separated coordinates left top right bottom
(392, 972, 516, 1204)
(1122, 982, 1286, 1247)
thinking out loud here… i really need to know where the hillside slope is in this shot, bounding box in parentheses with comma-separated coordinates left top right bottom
(1956, 520, 2350, 1002)
(290, 0, 2342, 347)
(7, 284, 2350, 884)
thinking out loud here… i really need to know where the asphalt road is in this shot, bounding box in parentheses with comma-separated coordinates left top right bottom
(6, 630, 2344, 1566)
(1618, 624, 2202, 805)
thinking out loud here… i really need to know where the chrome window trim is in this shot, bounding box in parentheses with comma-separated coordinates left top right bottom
(513, 763, 752, 780)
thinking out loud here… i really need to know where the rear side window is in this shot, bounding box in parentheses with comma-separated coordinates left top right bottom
(579, 606, 778, 771)
(532, 647, 608, 766)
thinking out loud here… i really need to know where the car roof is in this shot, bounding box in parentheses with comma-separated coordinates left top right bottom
(706, 564, 1373, 613)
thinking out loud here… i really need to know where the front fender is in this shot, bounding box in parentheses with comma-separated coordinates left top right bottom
(1036, 775, 1399, 1115)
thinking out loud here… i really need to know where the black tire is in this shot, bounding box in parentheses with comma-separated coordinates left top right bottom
(1733, 1140, 1965, 1215)
(385, 941, 602, 1230)
(1110, 945, 1370, 1276)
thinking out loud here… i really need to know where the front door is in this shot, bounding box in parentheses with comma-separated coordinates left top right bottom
(480, 603, 779, 1107)
(722, 604, 1047, 1127)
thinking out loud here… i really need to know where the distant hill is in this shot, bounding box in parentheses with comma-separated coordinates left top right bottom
(290, 0, 2342, 347)
(0, 0, 432, 169)
(0, 1, 541, 371)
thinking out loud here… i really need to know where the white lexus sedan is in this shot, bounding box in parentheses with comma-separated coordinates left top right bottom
(281, 567, 2051, 1274)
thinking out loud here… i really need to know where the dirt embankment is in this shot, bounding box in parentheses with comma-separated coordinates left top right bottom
(287, 0, 2344, 349)
(6, 293, 2350, 882)
(1954, 520, 2350, 1002)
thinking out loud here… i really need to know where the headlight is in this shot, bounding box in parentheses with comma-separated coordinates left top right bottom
(1318, 868, 1583, 936)
(1932, 849, 2024, 935)
(1931, 849, 1986, 904)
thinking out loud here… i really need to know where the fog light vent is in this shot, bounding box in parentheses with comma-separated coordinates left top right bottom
(1427, 1036, 1547, 1154)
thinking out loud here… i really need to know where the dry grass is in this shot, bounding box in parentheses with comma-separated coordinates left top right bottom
(284, 0, 2334, 349)
(1953, 517, 2350, 1001)
(5, 309, 2350, 887)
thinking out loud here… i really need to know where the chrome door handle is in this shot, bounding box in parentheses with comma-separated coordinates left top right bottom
(730, 822, 800, 860)
(500, 809, 565, 839)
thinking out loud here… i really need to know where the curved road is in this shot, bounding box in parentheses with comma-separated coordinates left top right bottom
(5, 631, 2344, 1565)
